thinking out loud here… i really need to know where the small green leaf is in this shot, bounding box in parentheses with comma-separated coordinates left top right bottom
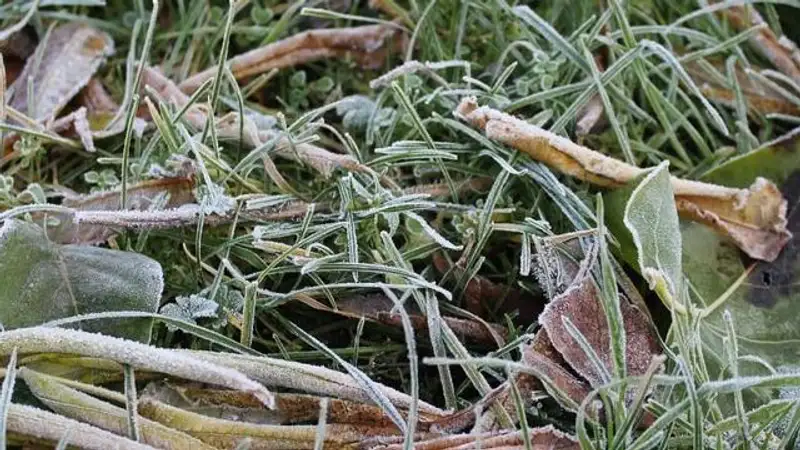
(621, 162, 682, 297)
(0, 220, 163, 341)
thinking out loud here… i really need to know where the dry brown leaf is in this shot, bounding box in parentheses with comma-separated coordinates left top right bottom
(455, 97, 791, 261)
(539, 276, 661, 387)
(143, 381, 442, 428)
(8, 23, 114, 123)
(716, 4, 800, 83)
(79, 77, 120, 114)
(47, 175, 196, 244)
(0, 27, 37, 59)
(363, 425, 578, 450)
(179, 24, 407, 93)
(296, 293, 507, 346)
(138, 398, 418, 450)
(685, 59, 800, 116)
(432, 251, 545, 321)
(575, 53, 607, 137)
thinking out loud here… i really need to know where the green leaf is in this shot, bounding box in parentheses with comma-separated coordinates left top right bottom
(701, 131, 800, 188)
(0, 220, 163, 342)
(605, 162, 682, 297)
(682, 172, 800, 370)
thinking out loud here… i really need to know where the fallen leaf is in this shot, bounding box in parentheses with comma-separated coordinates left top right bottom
(137, 398, 411, 450)
(179, 24, 407, 93)
(363, 425, 579, 450)
(143, 67, 375, 180)
(539, 276, 661, 387)
(0, 27, 37, 59)
(456, 97, 791, 261)
(8, 23, 114, 123)
(0, 220, 163, 341)
(298, 292, 507, 346)
(686, 59, 800, 116)
(682, 170, 800, 370)
(48, 174, 196, 244)
(182, 350, 445, 417)
(432, 251, 545, 321)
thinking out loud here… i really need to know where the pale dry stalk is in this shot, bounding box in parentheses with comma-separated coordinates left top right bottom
(179, 24, 407, 93)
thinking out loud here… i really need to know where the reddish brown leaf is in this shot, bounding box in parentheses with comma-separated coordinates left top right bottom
(539, 276, 661, 387)
(297, 293, 507, 346)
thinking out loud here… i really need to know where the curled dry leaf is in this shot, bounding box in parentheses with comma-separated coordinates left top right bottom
(362, 425, 578, 450)
(0, 327, 275, 408)
(8, 23, 114, 123)
(144, 381, 441, 428)
(7, 403, 155, 450)
(138, 398, 415, 450)
(455, 97, 791, 261)
(179, 24, 408, 93)
(715, 3, 800, 83)
(183, 350, 445, 417)
(539, 276, 661, 387)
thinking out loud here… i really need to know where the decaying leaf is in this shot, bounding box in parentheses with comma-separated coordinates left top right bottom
(432, 251, 545, 322)
(79, 77, 120, 114)
(297, 292, 507, 346)
(142, 381, 441, 428)
(540, 276, 661, 387)
(7, 403, 154, 450)
(0, 220, 163, 341)
(21, 368, 218, 450)
(362, 425, 579, 450)
(183, 350, 444, 417)
(686, 59, 800, 116)
(715, 3, 800, 83)
(0, 327, 275, 408)
(48, 174, 196, 244)
(8, 23, 114, 123)
(137, 398, 412, 450)
(455, 97, 791, 261)
(179, 24, 407, 93)
(0, 27, 37, 59)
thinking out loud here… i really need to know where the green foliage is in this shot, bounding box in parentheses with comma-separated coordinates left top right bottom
(0, 220, 163, 341)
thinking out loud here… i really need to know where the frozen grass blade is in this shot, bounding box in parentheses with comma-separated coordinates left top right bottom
(0, 348, 17, 450)
(0, 327, 274, 407)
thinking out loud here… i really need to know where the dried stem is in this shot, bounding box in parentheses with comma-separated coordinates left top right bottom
(179, 25, 407, 93)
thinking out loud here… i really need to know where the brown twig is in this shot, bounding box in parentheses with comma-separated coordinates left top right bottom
(179, 24, 407, 93)
(455, 97, 791, 261)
